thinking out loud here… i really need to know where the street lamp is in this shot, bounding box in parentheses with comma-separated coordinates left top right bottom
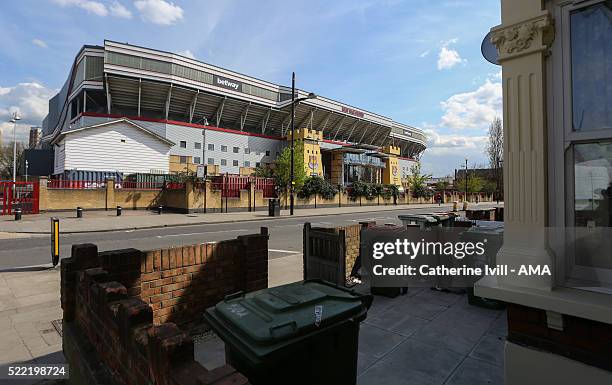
(9, 112, 21, 185)
(289, 72, 317, 215)
(464, 158, 468, 203)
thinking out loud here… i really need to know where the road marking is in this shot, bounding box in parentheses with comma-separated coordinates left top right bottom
(156, 229, 249, 238)
(269, 249, 300, 254)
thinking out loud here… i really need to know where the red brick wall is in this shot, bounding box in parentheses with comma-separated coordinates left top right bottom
(60, 230, 269, 385)
(80, 229, 269, 326)
(507, 303, 612, 372)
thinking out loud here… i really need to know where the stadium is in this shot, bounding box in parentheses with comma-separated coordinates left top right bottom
(42, 40, 427, 186)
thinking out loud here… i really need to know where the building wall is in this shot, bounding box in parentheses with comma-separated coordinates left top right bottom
(62, 121, 171, 174)
(54, 141, 66, 174)
(381, 146, 402, 186)
(398, 157, 417, 179)
(202, 129, 283, 173)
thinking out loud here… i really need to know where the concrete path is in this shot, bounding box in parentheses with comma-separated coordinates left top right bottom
(0, 202, 476, 234)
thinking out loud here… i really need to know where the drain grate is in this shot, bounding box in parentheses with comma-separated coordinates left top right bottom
(51, 319, 63, 337)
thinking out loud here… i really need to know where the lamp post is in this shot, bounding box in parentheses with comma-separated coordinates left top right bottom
(289, 72, 316, 215)
(464, 158, 468, 203)
(9, 112, 21, 184)
(25, 160, 29, 182)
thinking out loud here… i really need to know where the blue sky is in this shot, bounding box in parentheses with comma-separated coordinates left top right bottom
(0, 0, 501, 176)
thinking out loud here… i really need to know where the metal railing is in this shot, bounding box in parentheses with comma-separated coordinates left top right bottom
(211, 175, 277, 198)
(47, 179, 106, 189)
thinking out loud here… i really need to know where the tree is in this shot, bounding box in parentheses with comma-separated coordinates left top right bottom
(485, 117, 504, 201)
(275, 141, 306, 191)
(435, 180, 451, 191)
(0, 143, 24, 180)
(457, 174, 484, 193)
(407, 163, 432, 198)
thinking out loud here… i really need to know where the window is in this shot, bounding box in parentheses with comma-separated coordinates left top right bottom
(233, 147, 239, 153)
(180, 141, 187, 148)
(233, 160, 239, 166)
(244, 161, 250, 167)
(221, 159, 227, 166)
(256, 162, 260, 168)
(207, 158, 214, 165)
(244, 148, 250, 154)
(550, 0, 612, 288)
(265, 150, 270, 156)
(208, 144, 214, 151)
(194, 142, 201, 150)
(179, 156, 188, 164)
(221, 145, 227, 152)
(194, 157, 201, 164)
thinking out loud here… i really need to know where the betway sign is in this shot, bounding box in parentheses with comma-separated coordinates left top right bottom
(213, 75, 242, 92)
(341, 106, 365, 118)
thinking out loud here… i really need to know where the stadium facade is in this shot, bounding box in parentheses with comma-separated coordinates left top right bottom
(42, 41, 427, 186)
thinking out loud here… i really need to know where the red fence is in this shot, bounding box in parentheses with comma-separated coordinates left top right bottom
(211, 175, 276, 198)
(48, 179, 106, 189)
(1, 182, 39, 215)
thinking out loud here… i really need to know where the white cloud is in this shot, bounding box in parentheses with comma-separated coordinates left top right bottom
(436, 38, 466, 70)
(52, 0, 132, 18)
(0, 82, 55, 145)
(32, 39, 48, 48)
(134, 0, 184, 25)
(0, 82, 56, 127)
(178, 49, 195, 59)
(52, 0, 108, 16)
(110, 1, 132, 18)
(439, 75, 502, 130)
(418, 50, 430, 58)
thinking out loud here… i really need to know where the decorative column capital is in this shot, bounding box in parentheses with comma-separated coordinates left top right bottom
(491, 12, 554, 62)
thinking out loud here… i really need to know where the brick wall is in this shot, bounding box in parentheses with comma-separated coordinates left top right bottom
(60, 231, 268, 385)
(64, 229, 268, 327)
(507, 303, 612, 372)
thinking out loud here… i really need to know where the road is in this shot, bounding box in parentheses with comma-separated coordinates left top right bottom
(0, 204, 492, 269)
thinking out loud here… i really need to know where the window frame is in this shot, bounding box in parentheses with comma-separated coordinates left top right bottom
(179, 141, 187, 148)
(548, 0, 612, 287)
(194, 142, 201, 150)
(233, 160, 239, 167)
(208, 143, 215, 151)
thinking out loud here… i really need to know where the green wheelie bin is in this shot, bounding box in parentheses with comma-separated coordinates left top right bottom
(204, 279, 372, 385)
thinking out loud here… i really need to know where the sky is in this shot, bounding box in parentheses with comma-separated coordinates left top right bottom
(0, 0, 502, 176)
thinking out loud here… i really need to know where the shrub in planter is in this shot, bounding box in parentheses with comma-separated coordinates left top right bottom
(298, 176, 338, 200)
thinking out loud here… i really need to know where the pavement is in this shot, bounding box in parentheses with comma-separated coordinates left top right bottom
(0, 202, 470, 234)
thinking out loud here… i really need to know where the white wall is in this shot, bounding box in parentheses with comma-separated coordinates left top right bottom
(398, 157, 418, 179)
(53, 140, 66, 174)
(62, 121, 170, 174)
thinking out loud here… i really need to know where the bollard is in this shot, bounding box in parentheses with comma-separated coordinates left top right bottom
(51, 218, 60, 267)
(14, 208, 22, 221)
(117, 206, 122, 216)
(157, 206, 163, 215)
(76, 207, 83, 218)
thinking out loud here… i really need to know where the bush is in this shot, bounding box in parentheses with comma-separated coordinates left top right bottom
(298, 176, 338, 200)
(347, 181, 400, 200)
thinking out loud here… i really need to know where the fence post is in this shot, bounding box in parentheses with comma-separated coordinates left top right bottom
(38, 176, 49, 212)
(105, 177, 115, 210)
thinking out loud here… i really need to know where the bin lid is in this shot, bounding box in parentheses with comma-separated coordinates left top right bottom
(208, 280, 367, 347)
(397, 214, 438, 223)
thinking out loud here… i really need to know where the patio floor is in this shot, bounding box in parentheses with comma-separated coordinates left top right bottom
(195, 287, 506, 385)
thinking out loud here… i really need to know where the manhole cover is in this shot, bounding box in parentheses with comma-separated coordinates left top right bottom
(51, 319, 63, 337)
